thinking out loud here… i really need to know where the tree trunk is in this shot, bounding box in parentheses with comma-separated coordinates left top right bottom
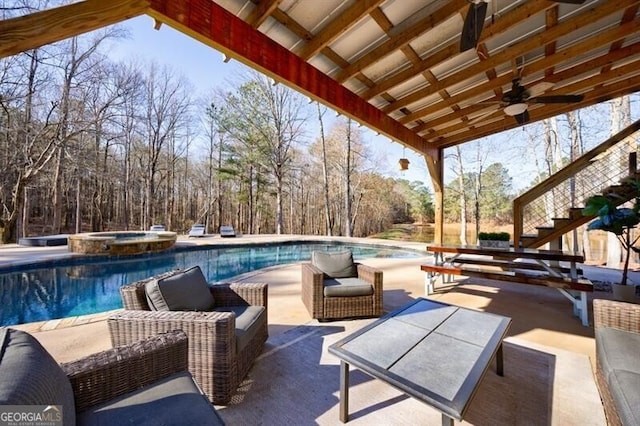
(75, 176, 81, 233)
(317, 103, 333, 236)
(474, 169, 481, 243)
(2, 178, 25, 243)
(217, 134, 224, 231)
(606, 97, 631, 267)
(455, 146, 467, 245)
(344, 119, 353, 237)
(566, 110, 583, 253)
(51, 146, 66, 233)
(276, 167, 284, 234)
(542, 118, 561, 226)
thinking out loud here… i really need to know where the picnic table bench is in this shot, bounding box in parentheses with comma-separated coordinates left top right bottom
(421, 244, 592, 326)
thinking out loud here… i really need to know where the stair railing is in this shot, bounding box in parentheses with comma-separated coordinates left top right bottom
(513, 118, 640, 248)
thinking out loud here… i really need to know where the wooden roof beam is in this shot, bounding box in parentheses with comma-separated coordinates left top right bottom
(335, 0, 468, 83)
(403, 18, 640, 127)
(599, 4, 640, 76)
(146, 0, 435, 158)
(363, 0, 552, 100)
(246, 0, 282, 28)
(408, 29, 640, 133)
(268, 8, 376, 91)
(383, 0, 639, 114)
(427, 56, 640, 141)
(0, 0, 149, 59)
(425, 63, 640, 144)
(297, 0, 383, 60)
(430, 68, 640, 148)
(544, 5, 559, 77)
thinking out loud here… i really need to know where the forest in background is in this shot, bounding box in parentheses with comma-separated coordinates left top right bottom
(1, 9, 639, 247)
(0, 25, 440, 243)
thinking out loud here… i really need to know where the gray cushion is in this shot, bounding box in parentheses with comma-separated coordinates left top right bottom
(145, 266, 215, 311)
(312, 250, 356, 278)
(214, 306, 267, 353)
(77, 372, 224, 425)
(323, 277, 374, 297)
(596, 327, 640, 379)
(0, 328, 76, 426)
(607, 369, 640, 426)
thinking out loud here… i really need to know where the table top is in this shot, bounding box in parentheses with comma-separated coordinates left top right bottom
(328, 298, 511, 421)
(426, 243, 584, 262)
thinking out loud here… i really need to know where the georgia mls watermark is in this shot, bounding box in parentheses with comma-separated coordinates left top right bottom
(0, 405, 63, 426)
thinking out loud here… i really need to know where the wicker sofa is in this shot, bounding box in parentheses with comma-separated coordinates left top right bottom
(593, 298, 640, 426)
(109, 266, 268, 405)
(0, 328, 224, 425)
(301, 250, 383, 320)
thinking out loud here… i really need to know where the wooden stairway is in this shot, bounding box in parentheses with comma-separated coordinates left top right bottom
(514, 119, 640, 249)
(519, 172, 640, 249)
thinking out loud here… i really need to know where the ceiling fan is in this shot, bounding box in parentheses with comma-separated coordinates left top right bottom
(478, 77, 585, 125)
(460, 0, 588, 52)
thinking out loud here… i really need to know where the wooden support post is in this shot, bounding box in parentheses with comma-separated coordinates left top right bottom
(425, 149, 444, 244)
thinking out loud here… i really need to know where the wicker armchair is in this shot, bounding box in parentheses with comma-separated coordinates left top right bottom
(109, 270, 268, 405)
(593, 298, 640, 426)
(301, 251, 383, 320)
(0, 329, 224, 425)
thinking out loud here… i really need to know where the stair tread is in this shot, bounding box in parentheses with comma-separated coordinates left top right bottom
(519, 171, 640, 249)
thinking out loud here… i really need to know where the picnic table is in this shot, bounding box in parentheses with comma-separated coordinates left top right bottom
(421, 244, 592, 326)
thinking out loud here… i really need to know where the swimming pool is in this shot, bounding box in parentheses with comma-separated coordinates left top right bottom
(0, 242, 422, 326)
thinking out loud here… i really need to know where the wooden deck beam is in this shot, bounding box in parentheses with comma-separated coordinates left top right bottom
(0, 0, 150, 59)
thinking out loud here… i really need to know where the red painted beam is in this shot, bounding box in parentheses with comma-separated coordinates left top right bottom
(147, 0, 435, 158)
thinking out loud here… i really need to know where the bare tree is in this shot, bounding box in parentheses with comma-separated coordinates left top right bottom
(453, 146, 468, 245)
(139, 62, 191, 229)
(0, 46, 60, 242)
(49, 29, 122, 233)
(316, 102, 333, 236)
(566, 110, 585, 254)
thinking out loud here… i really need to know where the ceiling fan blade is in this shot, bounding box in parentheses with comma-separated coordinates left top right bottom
(530, 94, 584, 104)
(460, 1, 488, 52)
(467, 105, 501, 125)
(514, 110, 530, 125)
(526, 81, 555, 98)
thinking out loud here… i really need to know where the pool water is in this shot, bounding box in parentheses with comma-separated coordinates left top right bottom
(0, 242, 421, 326)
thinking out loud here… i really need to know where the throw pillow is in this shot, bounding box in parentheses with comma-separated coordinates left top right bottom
(145, 266, 215, 311)
(311, 250, 357, 278)
(0, 328, 76, 425)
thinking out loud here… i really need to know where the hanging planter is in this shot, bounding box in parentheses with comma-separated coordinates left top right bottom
(398, 158, 410, 171)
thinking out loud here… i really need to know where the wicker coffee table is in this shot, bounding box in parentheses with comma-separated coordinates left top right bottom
(328, 298, 511, 425)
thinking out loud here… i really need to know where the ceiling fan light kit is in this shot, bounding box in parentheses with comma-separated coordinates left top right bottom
(504, 102, 528, 116)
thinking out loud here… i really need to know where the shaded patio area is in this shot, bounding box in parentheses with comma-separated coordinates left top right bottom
(13, 240, 621, 424)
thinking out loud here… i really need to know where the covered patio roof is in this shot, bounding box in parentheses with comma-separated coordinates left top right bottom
(1, 0, 639, 241)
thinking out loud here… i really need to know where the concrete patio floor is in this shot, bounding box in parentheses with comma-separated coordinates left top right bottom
(1, 234, 632, 424)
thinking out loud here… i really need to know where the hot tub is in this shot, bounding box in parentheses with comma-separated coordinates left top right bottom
(67, 231, 177, 255)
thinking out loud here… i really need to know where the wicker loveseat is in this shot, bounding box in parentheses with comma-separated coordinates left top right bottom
(109, 266, 268, 405)
(0, 328, 224, 425)
(301, 250, 383, 320)
(593, 298, 640, 426)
